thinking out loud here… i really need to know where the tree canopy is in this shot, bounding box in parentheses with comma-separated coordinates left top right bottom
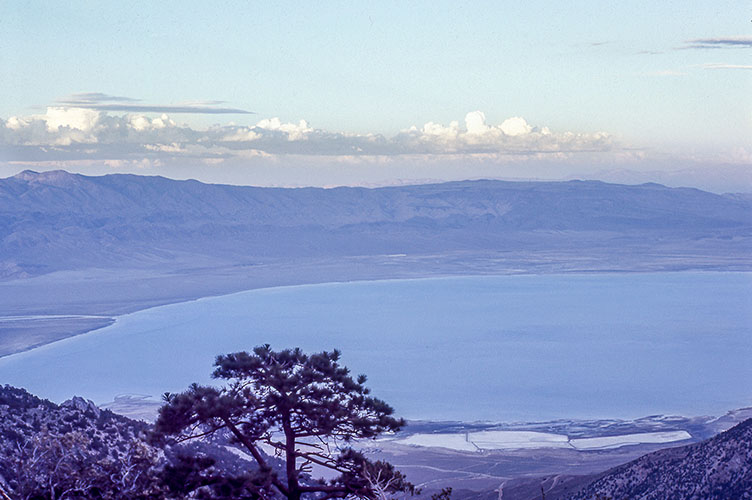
(154, 345, 412, 500)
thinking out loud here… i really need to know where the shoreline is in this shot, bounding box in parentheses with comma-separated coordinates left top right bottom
(1, 269, 749, 437)
(101, 393, 752, 449)
(2, 259, 751, 358)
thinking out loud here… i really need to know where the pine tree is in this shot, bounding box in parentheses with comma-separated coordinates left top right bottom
(153, 345, 413, 500)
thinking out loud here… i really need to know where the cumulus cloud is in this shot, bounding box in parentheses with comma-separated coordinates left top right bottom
(55, 93, 253, 114)
(395, 112, 604, 155)
(500, 116, 534, 136)
(681, 36, 752, 49)
(253, 117, 313, 140)
(465, 111, 491, 135)
(1, 108, 615, 165)
(44, 107, 101, 134)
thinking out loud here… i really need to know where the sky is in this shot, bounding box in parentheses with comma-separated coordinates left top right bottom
(1, 1, 750, 191)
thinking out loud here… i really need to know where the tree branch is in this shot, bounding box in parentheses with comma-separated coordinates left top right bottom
(223, 418, 289, 496)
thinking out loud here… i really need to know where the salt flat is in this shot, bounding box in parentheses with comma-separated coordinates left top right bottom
(390, 429, 691, 452)
(393, 433, 479, 452)
(469, 430, 570, 450)
(570, 431, 692, 450)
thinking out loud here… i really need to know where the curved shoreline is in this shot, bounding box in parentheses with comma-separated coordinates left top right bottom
(2, 253, 750, 357)
(1, 271, 750, 427)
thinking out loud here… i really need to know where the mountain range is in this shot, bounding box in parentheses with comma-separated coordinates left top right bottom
(2, 169, 750, 280)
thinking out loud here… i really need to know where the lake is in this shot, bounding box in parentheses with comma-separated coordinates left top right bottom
(1, 272, 750, 422)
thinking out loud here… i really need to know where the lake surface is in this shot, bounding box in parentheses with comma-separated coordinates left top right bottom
(1, 272, 751, 422)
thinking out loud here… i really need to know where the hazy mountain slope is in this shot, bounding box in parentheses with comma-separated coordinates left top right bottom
(565, 418, 752, 500)
(1, 170, 750, 279)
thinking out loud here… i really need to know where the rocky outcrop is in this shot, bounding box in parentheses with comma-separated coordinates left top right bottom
(61, 395, 101, 418)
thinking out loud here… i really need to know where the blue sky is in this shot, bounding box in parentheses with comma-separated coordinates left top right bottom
(1, 1, 750, 190)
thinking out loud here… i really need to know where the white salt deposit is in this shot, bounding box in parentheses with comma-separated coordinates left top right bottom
(570, 431, 691, 450)
(468, 430, 570, 450)
(393, 429, 692, 452)
(394, 433, 478, 452)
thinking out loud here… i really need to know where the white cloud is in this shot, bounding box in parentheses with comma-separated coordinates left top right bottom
(221, 118, 314, 142)
(499, 116, 533, 136)
(222, 128, 261, 142)
(254, 117, 313, 141)
(5, 116, 30, 131)
(1, 108, 615, 163)
(421, 120, 460, 139)
(44, 107, 101, 132)
(126, 113, 176, 131)
(465, 111, 491, 135)
(144, 143, 185, 153)
(127, 115, 152, 132)
(395, 112, 608, 155)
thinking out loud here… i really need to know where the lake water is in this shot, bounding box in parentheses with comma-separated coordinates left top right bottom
(1, 272, 750, 422)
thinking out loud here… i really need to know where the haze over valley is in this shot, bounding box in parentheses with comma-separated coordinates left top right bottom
(2, 2, 751, 497)
(2, 170, 750, 357)
(1, 170, 751, 499)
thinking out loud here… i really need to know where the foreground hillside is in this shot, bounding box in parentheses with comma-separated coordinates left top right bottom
(0, 385, 279, 499)
(1, 384, 751, 500)
(564, 417, 752, 499)
(2, 170, 750, 280)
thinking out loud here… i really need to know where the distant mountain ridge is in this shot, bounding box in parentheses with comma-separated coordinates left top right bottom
(1, 170, 750, 279)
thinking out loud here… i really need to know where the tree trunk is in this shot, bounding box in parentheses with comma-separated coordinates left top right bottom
(283, 411, 300, 500)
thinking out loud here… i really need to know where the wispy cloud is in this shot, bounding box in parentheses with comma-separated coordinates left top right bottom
(55, 93, 253, 114)
(702, 63, 752, 70)
(59, 93, 140, 103)
(680, 36, 752, 49)
(63, 103, 254, 114)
